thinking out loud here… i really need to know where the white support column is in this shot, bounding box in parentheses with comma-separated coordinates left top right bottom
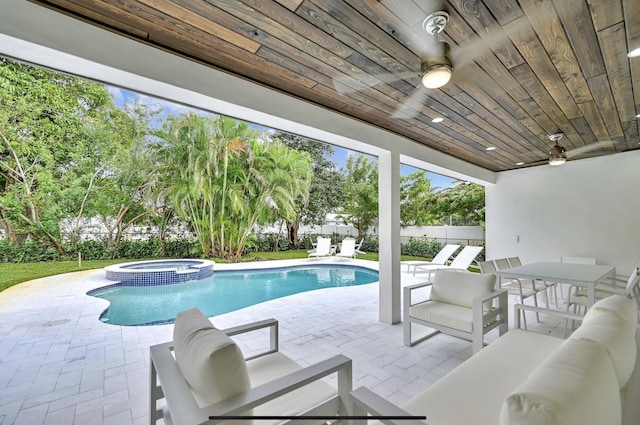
(378, 150, 401, 324)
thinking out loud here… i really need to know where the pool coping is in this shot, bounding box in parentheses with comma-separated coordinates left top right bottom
(104, 259, 215, 286)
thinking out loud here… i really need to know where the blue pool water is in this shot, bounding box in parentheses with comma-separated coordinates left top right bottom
(89, 265, 379, 326)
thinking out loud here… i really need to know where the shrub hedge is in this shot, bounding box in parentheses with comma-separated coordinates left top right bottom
(0, 233, 449, 263)
(400, 237, 444, 258)
(0, 238, 197, 263)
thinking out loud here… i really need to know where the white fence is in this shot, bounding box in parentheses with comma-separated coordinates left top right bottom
(298, 223, 484, 246)
(57, 217, 485, 246)
(400, 226, 485, 246)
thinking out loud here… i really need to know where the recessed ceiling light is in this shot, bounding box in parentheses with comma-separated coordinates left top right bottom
(628, 47, 640, 58)
(432, 117, 444, 123)
(516, 162, 524, 166)
(486, 146, 496, 151)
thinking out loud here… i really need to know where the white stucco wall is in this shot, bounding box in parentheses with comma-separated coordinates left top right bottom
(486, 149, 640, 275)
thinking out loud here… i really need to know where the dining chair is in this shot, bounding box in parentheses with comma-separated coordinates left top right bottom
(478, 260, 497, 275)
(560, 256, 597, 312)
(493, 258, 548, 325)
(506, 257, 522, 267)
(565, 266, 640, 335)
(506, 256, 557, 308)
(567, 262, 638, 309)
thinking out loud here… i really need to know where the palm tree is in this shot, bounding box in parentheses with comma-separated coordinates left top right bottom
(151, 114, 254, 257)
(151, 114, 312, 259)
(234, 139, 312, 257)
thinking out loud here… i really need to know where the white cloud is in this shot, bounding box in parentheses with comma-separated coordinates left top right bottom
(106, 85, 125, 106)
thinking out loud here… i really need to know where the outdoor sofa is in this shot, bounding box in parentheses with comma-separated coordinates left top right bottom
(353, 294, 640, 425)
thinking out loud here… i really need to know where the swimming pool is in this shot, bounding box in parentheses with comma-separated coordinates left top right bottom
(88, 264, 379, 326)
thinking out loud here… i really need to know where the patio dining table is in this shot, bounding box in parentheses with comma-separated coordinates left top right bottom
(494, 261, 616, 308)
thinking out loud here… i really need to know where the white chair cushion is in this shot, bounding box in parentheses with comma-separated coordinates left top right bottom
(570, 311, 637, 388)
(173, 308, 251, 408)
(583, 294, 638, 326)
(499, 338, 621, 425)
(410, 301, 474, 333)
(247, 352, 336, 425)
(430, 269, 496, 309)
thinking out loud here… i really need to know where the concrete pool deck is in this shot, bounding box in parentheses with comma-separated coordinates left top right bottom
(0, 259, 567, 424)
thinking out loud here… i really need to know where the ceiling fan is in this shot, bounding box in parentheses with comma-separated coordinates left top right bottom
(417, 11, 453, 90)
(332, 2, 548, 119)
(332, 8, 463, 119)
(526, 133, 622, 167)
(332, 8, 458, 117)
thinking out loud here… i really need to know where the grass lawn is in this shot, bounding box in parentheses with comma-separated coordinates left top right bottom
(0, 259, 149, 293)
(0, 250, 434, 293)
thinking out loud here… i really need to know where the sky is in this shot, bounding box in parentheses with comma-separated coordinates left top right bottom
(106, 85, 457, 189)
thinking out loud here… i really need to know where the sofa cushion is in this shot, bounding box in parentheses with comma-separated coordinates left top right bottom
(430, 269, 496, 309)
(499, 338, 621, 425)
(583, 294, 638, 326)
(402, 329, 563, 425)
(410, 300, 474, 332)
(173, 308, 251, 408)
(571, 310, 637, 388)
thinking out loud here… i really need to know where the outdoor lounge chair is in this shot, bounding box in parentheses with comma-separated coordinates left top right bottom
(308, 237, 334, 258)
(403, 269, 508, 353)
(149, 308, 352, 425)
(336, 238, 357, 259)
(402, 244, 461, 275)
(354, 238, 366, 255)
(413, 245, 483, 278)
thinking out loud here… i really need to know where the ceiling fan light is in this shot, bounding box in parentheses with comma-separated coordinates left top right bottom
(548, 144, 567, 166)
(422, 64, 452, 89)
(548, 156, 566, 166)
(628, 46, 640, 58)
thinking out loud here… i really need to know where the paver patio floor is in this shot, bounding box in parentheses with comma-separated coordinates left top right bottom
(0, 259, 567, 425)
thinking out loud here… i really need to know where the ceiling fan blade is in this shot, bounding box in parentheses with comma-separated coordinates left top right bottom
(520, 159, 549, 167)
(332, 71, 417, 94)
(391, 87, 429, 119)
(332, 75, 368, 95)
(566, 140, 620, 159)
(451, 6, 553, 70)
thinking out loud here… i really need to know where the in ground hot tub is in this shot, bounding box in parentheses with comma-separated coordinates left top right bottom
(104, 259, 214, 285)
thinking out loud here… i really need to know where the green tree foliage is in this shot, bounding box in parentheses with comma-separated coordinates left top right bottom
(339, 154, 378, 238)
(152, 115, 312, 258)
(0, 59, 486, 262)
(146, 204, 180, 257)
(273, 131, 345, 247)
(400, 170, 440, 226)
(90, 108, 156, 257)
(246, 139, 312, 246)
(431, 182, 485, 225)
(0, 58, 143, 254)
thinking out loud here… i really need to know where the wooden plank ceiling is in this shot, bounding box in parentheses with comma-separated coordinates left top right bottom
(29, 0, 640, 172)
